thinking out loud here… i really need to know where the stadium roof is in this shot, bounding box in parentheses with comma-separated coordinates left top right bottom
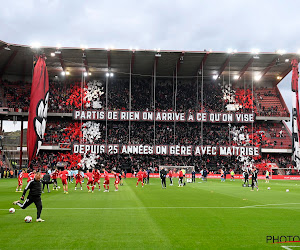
(0, 40, 297, 86)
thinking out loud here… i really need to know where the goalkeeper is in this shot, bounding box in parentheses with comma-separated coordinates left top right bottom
(13, 172, 44, 222)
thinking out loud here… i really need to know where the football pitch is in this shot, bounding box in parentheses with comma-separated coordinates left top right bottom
(1, 177, 300, 250)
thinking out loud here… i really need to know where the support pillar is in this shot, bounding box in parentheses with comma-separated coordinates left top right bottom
(19, 118, 23, 170)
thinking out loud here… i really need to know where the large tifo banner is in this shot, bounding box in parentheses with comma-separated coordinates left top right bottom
(73, 144, 260, 156)
(73, 110, 255, 123)
(27, 56, 49, 165)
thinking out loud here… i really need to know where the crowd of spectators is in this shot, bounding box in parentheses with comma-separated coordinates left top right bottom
(234, 89, 256, 112)
(1, 79, 290, 119)
(0, 78, 294, 174)
(1, 78, 263, 114)
(28, 150, 294, 175)
(2, 80, 30, 111)
(256, 88, 288, 117)
(42, 120, 292, 150)
(28, 151, 246, 174)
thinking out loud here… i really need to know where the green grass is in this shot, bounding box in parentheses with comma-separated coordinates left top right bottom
(1, 177, 300, 249)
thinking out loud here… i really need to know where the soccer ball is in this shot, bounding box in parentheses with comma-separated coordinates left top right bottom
(9, 208, 15, 213)
(267, 187, 271, 190)
(24, 216, 32, 223)
(286, 189, 289, 192)
(57, 186, 61, 189)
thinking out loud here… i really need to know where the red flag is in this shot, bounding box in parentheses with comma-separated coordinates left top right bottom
(27, 56, 49, 166)
(291, 59, 300, 142)
(291, 59, 299, 92)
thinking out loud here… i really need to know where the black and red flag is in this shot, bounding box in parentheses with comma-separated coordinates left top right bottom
(291, 58, 299, 92)
(291, 59, 300, 141)
(27, 56, 49, 166)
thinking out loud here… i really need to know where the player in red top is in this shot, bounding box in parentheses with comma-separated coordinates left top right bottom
(74, 170, 83, 190)
(102, 168, 110, 192)
(168, 169, 173, 186)
(51, 169, 59, 190)
(136, 168, 144, 187)
(16, 170, 25, 192)
(92, 168, 101, 191)
(178, 170, 184, 187)
(85, 170, 94, 193)
(113, 172, 120, 191)
(60, 169, 69, 194)
(27, 170, 36, 183)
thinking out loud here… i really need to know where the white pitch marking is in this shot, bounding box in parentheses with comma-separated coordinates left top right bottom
(2, 203, 300, 211)
(242, 203, 300, 208)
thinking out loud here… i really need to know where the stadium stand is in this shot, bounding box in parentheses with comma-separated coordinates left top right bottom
(0, 79, 293, 172)
(255, 87, 289, 117)
(0, 42, 295, 177)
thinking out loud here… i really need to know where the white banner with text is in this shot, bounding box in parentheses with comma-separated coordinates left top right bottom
(72, 144, 260, 156)
(73, 110, 255, 123)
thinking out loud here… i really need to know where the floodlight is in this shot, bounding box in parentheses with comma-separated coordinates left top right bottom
(88, 72, 92, 76)
(233, 75, 239, 80)
(251, 48, 260, 54)
(66, 71, 70, 75)
(61, 71, 66, 76)
(110, 72, 114, 77)
(277, 76, 282, 80)
(213, 74, 218, 80)
(276, 49, 286, 55)
(254, 75, 261, 81)
(106, 72, 110, 77)
(285, 59, 289, 62)
(84, 72, 88, 77)
(51, 52, 55, 57)
(31, 42, 41, 49)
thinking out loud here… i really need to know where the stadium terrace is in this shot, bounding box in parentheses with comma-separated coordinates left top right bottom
(1, 41, 300, 250)
(0, 39, 299, 178)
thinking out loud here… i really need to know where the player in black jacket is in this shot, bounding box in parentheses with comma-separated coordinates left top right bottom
(160, 168, 167, 189)
(13, 172, 44, 222)
(42, 172, 51, 193)
(251, 168, 259, 191)
(243, 169, 249, 186)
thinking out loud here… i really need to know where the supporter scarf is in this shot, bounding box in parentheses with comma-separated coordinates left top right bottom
(27, 56, 49, 166)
